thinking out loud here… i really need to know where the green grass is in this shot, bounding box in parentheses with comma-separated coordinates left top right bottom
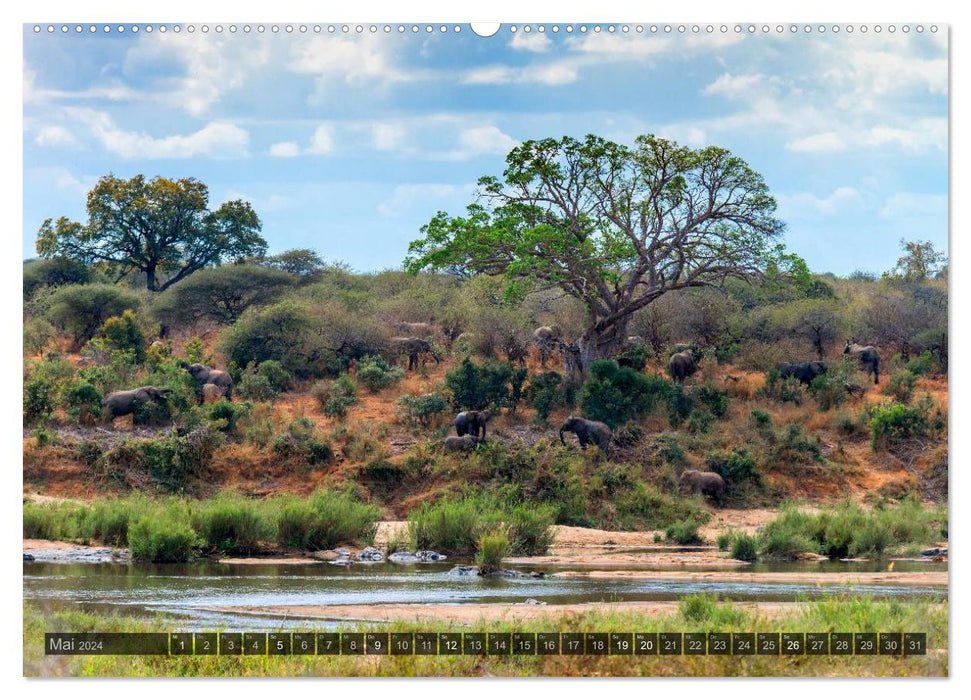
(475, 529, 511, 574)
(24, 596, 948, 677)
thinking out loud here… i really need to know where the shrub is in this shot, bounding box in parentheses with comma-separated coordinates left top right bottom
(23, 354, 74, 423)
(445, 357, 520, 411)
(312, 374, 358, 418)
(23, 256, 92, 299)
(475, 530, 511, 574)
(98, 427, 224, 491)
(270, 418, 334, 466)
(869, 402, 930, 449)
(706, 450, 761, 491)
(256, 360, 292, 393)
(905, 352, 935, 377)
(665, 519, 703, 545)
(356, 355, 404, 393)
(525, 371, 568, 422)
(396, 392, 449, 427)
(272, 490, 379, 550)
(128, 514, 197, 562)
(679, 593, 717, 622)
(237, 369, 278, 401)
(771, 423, 824, 465)
(760, 370, 803, 405)
(63, 381, 103, 424)
(615, 343, 650, 370)
(100, 310, 147, 363)
(664, 383, 695, 426)
(579, 361, 671, 429)
(23, 318, 57, 355)
(191, 493, 267, 554)
(208, 400, 251, 433)
(750, 409, 772, 427)
(730, 533, 759, 562)
(615, 483, 708, 531)
(505, 503, 556, 555)
(885, 370, 918, 403)
(692, 384, 729, 418)
(44, 284, 141, 348)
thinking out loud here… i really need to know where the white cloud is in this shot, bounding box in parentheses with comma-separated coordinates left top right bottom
(371, 123, 407, 151)
(309, 124, 334, 154)
(378, 183, 470, 217)
(510, 32, 552, 53)
(777, 187, 864, 217)
(67, 109, 249, 159)
(786, 132, 846, 153)
(879, 192, 947, 220)
(864, 119, 947, 152)
(462, 62, 578, 86)
(269, 141, 300, 158)
(35, 125, 77, 147)
(288, 35, 426, 93)
(441, 125, 518, 161)
(702, 73, 770, 97)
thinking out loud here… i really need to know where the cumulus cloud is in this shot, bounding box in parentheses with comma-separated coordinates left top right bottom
(702, 73, 771, 96)
(378, 183, 470, 217)
(786, 132, 846, 153)
(878, 192, 947, 219)
(309, 124, 335, 155)
(269, 141, 300, 158)
(67, 109, 249, 159)
(776, 187, 865, 217)
(35, 125, 77, 147)
(510, 32, 552, 53)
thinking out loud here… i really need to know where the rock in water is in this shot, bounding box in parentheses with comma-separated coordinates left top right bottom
(447, 565, 480, 577)
(357, 546, 385, 562)
(388, 551, 419, 564)
(23, 553, 35, 562)
(415, 550, 446, 562)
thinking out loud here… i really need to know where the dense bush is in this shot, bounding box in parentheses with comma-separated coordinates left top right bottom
(23, 257, 93, 299)
(615, 483, 709, 531)
(396, 392, 449, 427)
(237, 369, 278, 401)
(706, 449, 761, 493)
(312, 374, 358, 418)
(99, 310, 147, 363)
(191, 492, 267, 553)
(98, 427, 224, 491)
(869, 401, 931, 449)
(63, 380, 103, 424)
(445, 357, 523, 411)
(128, 513, 198, 562)
(760, 369, 803, 405)
(44, 284, 141, 348)
(270, 418, 333, 465)
(272, 490, 379, 550)
(665, 519, 703, 545)
(356, 355, 404, 393)
(475, 530, 511, 574)
(884, 370, 918, 403)
(525, 371, 572, 422)
(23, 354, 74, 422)
(24, 318, 58, 355)
(578, 360, 671, 429)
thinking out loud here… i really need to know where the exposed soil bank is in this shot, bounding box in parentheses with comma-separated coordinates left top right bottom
(207, 601, 807, 624)
(552, 570, 948, 586)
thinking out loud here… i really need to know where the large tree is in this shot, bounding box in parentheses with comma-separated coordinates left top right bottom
(405, 134, 790, 378)
(37, 174, 267, 292)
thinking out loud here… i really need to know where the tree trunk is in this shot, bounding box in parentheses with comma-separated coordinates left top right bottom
(562, 318, 630, 383)
(146, 263, 158, 292)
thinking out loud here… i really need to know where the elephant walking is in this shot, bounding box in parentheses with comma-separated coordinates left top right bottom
(180, 362, 234, 400)
(558, 416, 612, 452)
(455, 410, 492, 440)
(843, 342, 880, 384)
(102, 386, 172, 420)
(391, 336, 441, 371)
(668, 349, 698, 383)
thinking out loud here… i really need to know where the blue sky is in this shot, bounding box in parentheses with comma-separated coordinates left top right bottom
(22, 24, 948, 275)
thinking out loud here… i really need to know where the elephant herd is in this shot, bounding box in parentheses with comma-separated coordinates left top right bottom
(442, 410, 612, 454)
(101, 362, 233, 421)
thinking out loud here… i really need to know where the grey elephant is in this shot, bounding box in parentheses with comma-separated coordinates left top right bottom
(442, 435, 482, 452)
(532, 326, 561, 367)
(668, 349, 698, 383)
(180, 362, 234, 400)
(777, 361, 828, 386)
(559, 416, 612, 452)
(391, 336, 441, 371)
(394, 321, 439, 338)
(679, 469, 726, 503)
(843, 341, 880, 384)
(454, 410, 493, 440)
(102, 386, 172, 420)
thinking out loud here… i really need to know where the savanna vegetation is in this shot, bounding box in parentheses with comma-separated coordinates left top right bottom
(23, 140, 948, 566)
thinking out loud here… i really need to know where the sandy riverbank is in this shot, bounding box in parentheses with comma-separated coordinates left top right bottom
(551, 570, 948, 586)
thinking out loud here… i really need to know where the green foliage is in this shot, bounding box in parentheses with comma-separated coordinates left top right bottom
(183, 337, 207, 364)
(356, 355, 405, 393)
(207, 400, 251, 433)
(692, 383, 729, 418)
(43, 284, 141, 347)
(63, 381, 103, 425)
(396, 392, 449, 427)
(152, 264, 293, 325)
(99, 310, 147, 363)
(272, 490, 379, 550)
(760, 369, 804, 405)
(255, 360, 292, 393)
(615, 343, 650, 370)
(23, 354, 74, 422)
(37, 174, 266, 292)
(665, 519, 703, 545)
(237, 368, 278, 401)
(128, 514, 198, 562)
(750, 409, 772, 427)
(525, 371, 571, 422)
(885, 370, 918, 403)
(869, 400, 933, 449)
(706, 449, 761, 491)
(475, 530, 511, 574)
(578, 360, 671, 429)
(807, 358, 854, 411)
(270, 418, 334, 465)
(615, 483, 709, 531)
(312, 374, 358, 418)
(23, 256, 93, 299)
(730, 533, 759, 562)
(770, 423, 824, 465)
(98, 427, 224, 492)
(905, 352, 935, 376)
(23, 318, 57, 355)
(190, 492, 267, 554)
(444, 357, 520, 411)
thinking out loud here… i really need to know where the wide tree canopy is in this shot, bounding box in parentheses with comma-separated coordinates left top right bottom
(405, 134, 792, 377)
(37, 174, 267, 292)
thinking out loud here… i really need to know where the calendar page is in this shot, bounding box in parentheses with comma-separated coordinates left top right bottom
(22, 20, 948, 679)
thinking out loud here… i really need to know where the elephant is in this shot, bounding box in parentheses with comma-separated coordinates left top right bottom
(532, 326, 561, 367)
(559, 416, 612, 452)
(201, 382, 229, 403)
(777, 361, 828, 386)
(668, 349, 698, 383)
(391, 337, 441, 371)
(679, 469, 726, 503)
(843, 341, 880, 384)
(455, 410, 493, 440)
(442, 435, 482, 453)
(180, 362, 234, 399)
(102, 386, 172, 420)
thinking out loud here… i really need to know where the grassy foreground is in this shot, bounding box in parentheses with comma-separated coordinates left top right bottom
(24, 596, 947, 677)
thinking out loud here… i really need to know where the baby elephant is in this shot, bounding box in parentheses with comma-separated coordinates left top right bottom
(180, 362, 234, 400)
(442, 435, 482, 453)
(454, 410, 492, 440)
(679, 469, 726, 504)
(102, 386, 172, 420)
(559, 416, 612, 452)
(777, 361, 828, 386)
